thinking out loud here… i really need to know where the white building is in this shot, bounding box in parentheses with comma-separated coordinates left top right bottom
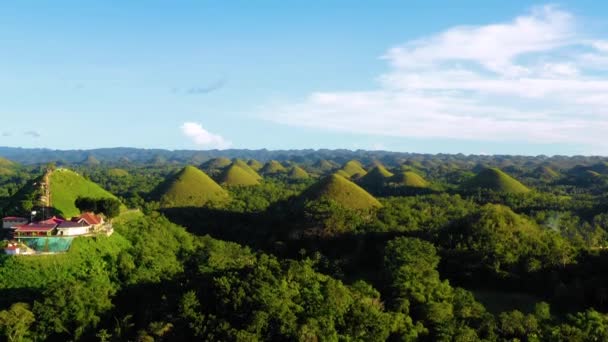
(56, 221, 91, 236)
(4, 242, 20, 255)
(2, 217, 28, 229)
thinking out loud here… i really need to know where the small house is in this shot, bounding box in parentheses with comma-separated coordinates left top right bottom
(73, 212, 104, 230)
(56, 221, 91, 236)
(2, 217, 28, 229)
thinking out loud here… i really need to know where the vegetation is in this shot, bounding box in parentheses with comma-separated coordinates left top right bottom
(3, 151, 608, 341)
(75, 197, 122, 219)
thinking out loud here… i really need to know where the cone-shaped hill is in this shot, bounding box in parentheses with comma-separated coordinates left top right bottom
(260, 160, 287, 175)
(247, 159, 263, 171)
(0, 157, 17, 176)
(300, 173, 381, 210)
(463, 168, 530, 194)
(0, 157, 15, 168)
(218, 164, 261, 186)
(49, 168, 119, 218)
(340, 160, 367, 178)
(201, 157, 232, 170)
(314, 159, 338, 173)
(532, 165, 560, 181)
(287, 166, 310, 180)
(391, 171, 429, 188)
(359, 165, 394, 189)
(107, 168, 129, 177)
(152, 166, 229, 208)
(231, 160, 262, 179)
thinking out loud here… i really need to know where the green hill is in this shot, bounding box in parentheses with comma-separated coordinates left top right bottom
(201, 157, 232, 170)
(0, 157, 17, 176)
(82, 155, 101, 166)
(335, 170, 351, 178)
(340, 160, 367, 178)
(218, 164, 261, 186)
(463, 168, 530, 194)
(247, 159, 264, 171)
(232, 159, 263, 180)
(532, 166, 559, 181)
(287, 166, 310, 180)
(0, 167, 15, 176)
(49, 169, 119, 217)
(313, 159, 338, 172)
(153, 166, 229, 208)
(0, 157, 15, 168)
(107, 168, 129, 177)
(301, 173, 381, 209)
(391, 171, 429, 188)
(360, 165, 394, 189)
(260, 160, 287, 175)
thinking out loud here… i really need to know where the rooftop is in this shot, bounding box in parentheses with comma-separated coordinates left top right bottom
(57, 221, 88, 229)
(15, 223, 57, 232)
(2, 217, 27, 221)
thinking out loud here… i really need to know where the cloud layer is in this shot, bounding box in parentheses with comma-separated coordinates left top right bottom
(181, 122, 231, 149)
(264, 5, 608, 153)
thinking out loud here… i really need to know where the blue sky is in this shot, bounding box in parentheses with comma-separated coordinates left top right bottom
(1, 1, 608, 155)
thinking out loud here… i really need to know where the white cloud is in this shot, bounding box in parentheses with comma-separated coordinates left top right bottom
(181, 122, 231, 149)
(262, 5, 608, 153)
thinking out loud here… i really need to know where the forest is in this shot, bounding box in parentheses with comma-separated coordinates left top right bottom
(1, 150, 608, 341)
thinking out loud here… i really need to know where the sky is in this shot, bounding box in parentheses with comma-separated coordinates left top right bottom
(2, 1, 608, 155)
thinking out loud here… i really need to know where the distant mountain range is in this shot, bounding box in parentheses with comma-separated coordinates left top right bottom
(3, 146, 608, 169)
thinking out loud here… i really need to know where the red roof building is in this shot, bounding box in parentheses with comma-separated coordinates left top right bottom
(75, 212, 104, 226)
(14, 223, 57, 237)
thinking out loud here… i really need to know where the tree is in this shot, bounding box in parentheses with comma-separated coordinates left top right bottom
(0, 303, 35, 342)
(75, 196, 98, 213)
(98, 198, 121, 219)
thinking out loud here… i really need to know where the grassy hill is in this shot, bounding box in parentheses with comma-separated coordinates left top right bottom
(0, 157, 15, 168)
(301, 173, 381, 209)
(340, 160, 367, 178)
(232, 159, 263, 179)
(201, 157, 232, 170)
(532, 166, 559, 181)
(313, 159, 338, 173)
(218, 164, 261, 186)
(49, 169, 120, 218)
(153, 166, 229, 208)
(107, 168, 129, 177)
(360, 165, 393, 184)
(287, 166, 310, 180)
(0, 157, 17, 176)
(247, 159, 263, 171)
(391, 171, 429, 188)
(260, 160, 287, 175)
(463, 168, 530, 194)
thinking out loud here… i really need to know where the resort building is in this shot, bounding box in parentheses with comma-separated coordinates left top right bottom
(74, 212, 105, 231)
(2, 217, 28, 229)
(13, 223, 57, 237)
(57, 221, 91, 236)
